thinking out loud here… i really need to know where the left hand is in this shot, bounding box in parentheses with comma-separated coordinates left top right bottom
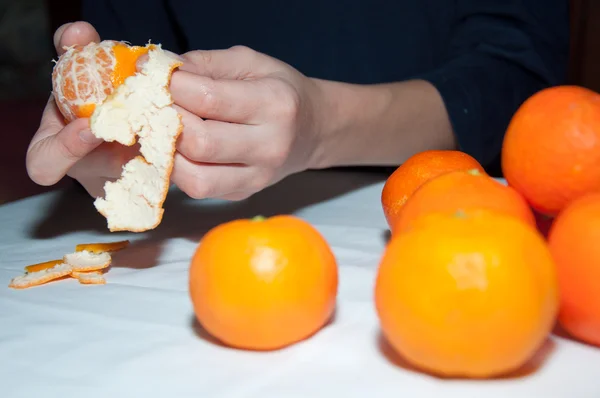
(166, 45, 324, 201)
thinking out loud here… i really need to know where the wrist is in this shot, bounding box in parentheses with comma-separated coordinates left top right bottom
(308, 78, 393, 169)
(307, 78, 456, 169)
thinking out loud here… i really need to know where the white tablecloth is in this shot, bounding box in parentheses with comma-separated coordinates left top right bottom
(1, 170, 599, 398)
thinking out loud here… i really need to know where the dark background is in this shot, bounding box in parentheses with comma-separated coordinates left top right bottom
(0, 0, 598, 205)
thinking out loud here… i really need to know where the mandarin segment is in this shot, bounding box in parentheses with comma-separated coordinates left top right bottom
(111, 44, 152, 87)
(52, 40, 118, 122)
(52, 41, 151, 122)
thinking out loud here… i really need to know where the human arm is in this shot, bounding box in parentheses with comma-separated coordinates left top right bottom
(311, 0, 570, 169)
(160, 1, 569, 199)
(26, 1, 569, 201)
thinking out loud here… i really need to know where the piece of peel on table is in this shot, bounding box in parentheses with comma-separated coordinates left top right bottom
(9, 240, 124, 289)
(9, 263, 73, 289)
(63, 251, 112, 272)
(72, 271, 106, 285)
(90, 45, 183, 232)
(24, 259, 64, 273)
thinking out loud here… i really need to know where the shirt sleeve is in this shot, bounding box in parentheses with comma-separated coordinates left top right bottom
(416, 0, 570, 169)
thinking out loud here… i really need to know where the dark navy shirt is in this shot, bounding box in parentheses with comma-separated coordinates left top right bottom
(82, 0, 570, 173)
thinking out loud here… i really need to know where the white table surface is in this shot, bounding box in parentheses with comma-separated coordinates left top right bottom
(1, 169, 599, 398)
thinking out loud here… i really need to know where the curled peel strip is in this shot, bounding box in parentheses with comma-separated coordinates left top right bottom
(9, 263, 73, 289)
(75, 240, 130, 253)
(24, 259, 64, 273)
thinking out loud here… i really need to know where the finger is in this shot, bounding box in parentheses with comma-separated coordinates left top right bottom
(67, 141, 140, 180)
(216, 191, 254, 201)
(73, 176, 112, 199)
(178, 46, 281, 80)
(31, 96, 68, 145)
(170, 70, 266, 124)
(175, 105, 263, 164)
(26, 117, 103, 186)
(53, 21, 101, 55)
(171, 155, 262, 199)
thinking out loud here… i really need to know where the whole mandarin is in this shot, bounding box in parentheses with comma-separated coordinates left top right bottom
(189, 215, 338, 351)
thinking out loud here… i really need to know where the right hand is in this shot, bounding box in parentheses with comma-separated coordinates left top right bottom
(26, 22, 139, 197)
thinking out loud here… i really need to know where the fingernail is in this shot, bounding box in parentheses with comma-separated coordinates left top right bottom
(53, 22, 72, 49)
(79, 129, 100, 144)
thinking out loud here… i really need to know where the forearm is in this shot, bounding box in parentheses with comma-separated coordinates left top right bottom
(309, 78, 457, 169)
(308, 1, 569, 171)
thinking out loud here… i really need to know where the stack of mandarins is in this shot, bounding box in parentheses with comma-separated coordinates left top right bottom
(376, 85, 600, 378)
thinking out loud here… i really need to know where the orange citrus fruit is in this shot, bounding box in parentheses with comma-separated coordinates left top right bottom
(502, 85, 600, 216)
(188, 215, 338, 350)
(381, 150, 485, 232)
(375, 209, 558, 378)
(547, 192, 600, 347)
(392, 169, 536, 234)
(52, 40, 151, 122)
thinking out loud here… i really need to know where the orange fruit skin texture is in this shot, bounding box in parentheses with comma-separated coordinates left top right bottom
(547, 192, 600, 347)
(188, 215, 338, 351)
(51, 40, 150, 122)
(501, 85, 600, 217)
(381, 150, 485, 232)
(375, 210, 559, 379)
(392, 169, 536, 234)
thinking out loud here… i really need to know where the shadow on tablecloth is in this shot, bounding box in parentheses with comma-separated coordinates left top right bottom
(26, 169, 387, 269)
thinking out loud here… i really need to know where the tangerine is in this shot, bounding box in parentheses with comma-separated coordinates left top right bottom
(381, 150, 485, 232)
(392, 169, 536, 234)
(188, 215, 338, 350)
(375, 209, 559, 378)
(501, 85, 600, 216)
(547, 192, 600, 347)
(52, 40, 151, 122)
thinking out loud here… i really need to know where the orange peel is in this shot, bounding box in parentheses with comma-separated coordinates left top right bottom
(72, 271, 106, 285)
(75, 240, 130, 253)
(24, 259, 64, 273)
(9, 263, 73, 289)
(63, 251, 112, 272)
(52, 40, 183, 232)
(9, 240, 124, 290)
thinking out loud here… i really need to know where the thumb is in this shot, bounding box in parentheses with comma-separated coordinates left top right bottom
(53, 21, 101, 55)
(26, 117, 103, 186)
